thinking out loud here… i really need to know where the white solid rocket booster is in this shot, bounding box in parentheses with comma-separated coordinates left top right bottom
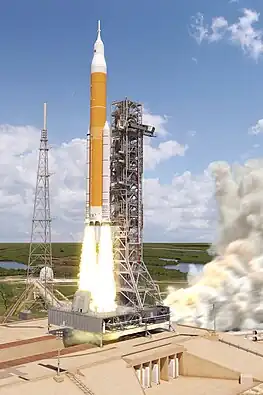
(102, 121, 111, 222)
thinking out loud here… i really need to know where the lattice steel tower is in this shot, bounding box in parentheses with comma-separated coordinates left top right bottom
(27, 102, 53, 300)
(110, 98, 162, 308)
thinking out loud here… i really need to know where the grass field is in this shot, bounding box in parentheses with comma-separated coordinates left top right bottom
(0, 243, 211, 264)
(0, 282, 25, 315)
(0, 242, 211, 280)
(0, 242, 211, 316)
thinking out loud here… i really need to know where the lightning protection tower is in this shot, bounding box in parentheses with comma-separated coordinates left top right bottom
(110, 98, 162, 309)
(26, 102, 53, 303)
(1, 104, 66, 323)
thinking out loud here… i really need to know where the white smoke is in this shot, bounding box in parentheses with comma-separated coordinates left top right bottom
(164, 159, 263, 331)
(187, 263, 204, 286)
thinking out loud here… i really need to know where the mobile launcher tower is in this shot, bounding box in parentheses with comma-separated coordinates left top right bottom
(48, 23, 171, 345)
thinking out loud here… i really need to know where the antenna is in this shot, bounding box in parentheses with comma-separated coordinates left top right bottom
(43, 102, 47, 131)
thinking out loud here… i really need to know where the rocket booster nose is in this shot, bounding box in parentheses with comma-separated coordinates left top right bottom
(103, 121, 110, 135)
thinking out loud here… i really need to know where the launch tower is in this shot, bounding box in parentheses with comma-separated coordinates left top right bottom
(111, 98, 162, 308)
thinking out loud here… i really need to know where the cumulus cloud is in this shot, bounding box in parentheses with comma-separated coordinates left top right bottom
(143, 109, 169, 138)
(190, 9, 263, 60)
(144, 171, 216, 242)
(142, 109, 188, 170)
(249, 119, 263, 135)
(144, 140, 188, 171)
(0, 111, 214, 242)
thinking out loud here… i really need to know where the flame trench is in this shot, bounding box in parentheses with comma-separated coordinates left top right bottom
(78, 224, 117, 313)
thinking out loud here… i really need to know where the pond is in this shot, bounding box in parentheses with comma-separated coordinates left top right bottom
(0, 261, 27, 270)
(164, 263, 204, 274)
(160, 258, 204, 275)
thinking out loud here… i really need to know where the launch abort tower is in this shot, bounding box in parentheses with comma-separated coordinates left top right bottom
(110, 98, 162, 308)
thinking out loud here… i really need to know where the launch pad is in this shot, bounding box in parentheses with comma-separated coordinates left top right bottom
(47, 26, 168, 345)
(47, 98, 168, 343)
(48, 304, 171, 340)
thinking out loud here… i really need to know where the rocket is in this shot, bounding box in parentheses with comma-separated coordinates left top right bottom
(79, 20, 117, 314)
(87, 20, 110, 226)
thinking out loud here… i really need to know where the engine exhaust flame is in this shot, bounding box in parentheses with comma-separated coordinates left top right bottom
(164, 160, 263, 331)
(90, 224, 117, 313)
(78, 224, 117, 313)
(78, 225, 97, 294)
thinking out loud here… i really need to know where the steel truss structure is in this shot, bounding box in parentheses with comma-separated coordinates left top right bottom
(110, 98, 162, 308)
(1, 105, 67, 323)
(26, 102, 53, 306)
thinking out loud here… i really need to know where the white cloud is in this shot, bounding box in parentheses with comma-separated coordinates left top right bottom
(249, 119, 263, 135)
(190, 9, 263, 60)
(143, 109, 169, 138)
(144, 140, 188, 171)
(210, 16, 229, 42)
(0, 111, 205, 242)
(190, 13, 209, 45)
(142, 109, 188, 170)
(143, 171, 216, 241)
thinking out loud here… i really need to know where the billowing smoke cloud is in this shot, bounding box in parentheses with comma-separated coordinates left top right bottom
(165, 159, 263, 331)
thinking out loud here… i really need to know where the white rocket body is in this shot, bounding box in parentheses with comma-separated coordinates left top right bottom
(102, 121, 111, 223)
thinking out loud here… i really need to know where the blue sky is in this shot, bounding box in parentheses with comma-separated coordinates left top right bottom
(0, 0, 262, 171)
(1, 0, 263, 241)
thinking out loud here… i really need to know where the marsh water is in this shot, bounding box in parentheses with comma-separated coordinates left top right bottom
(0, 261, 27, 270)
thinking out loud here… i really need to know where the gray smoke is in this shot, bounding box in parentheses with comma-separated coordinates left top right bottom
(164, 159, 263, 331)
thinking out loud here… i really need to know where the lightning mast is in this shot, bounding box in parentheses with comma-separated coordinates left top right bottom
(1, 104, 57, 322)
(110, 98, 162, 308)
(27, 102, 53, 304)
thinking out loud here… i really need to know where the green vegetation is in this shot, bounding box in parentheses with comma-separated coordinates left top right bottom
(0, 243, 212, 315)
(0, 283, 25, 315)
(0, 243, 29, 264)
(0, 268, 26, 276)
(143, 242, 210, 250)
(0, 242, 211, 281)
(56, 284, 78, 297)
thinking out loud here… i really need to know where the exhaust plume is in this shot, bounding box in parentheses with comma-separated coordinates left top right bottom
(164, 159, 263, 331)
(78, 224, 117, 313)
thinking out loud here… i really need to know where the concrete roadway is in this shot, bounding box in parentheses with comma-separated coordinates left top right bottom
(151, 247, 207, 253)
(0, 276, 78, 284)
